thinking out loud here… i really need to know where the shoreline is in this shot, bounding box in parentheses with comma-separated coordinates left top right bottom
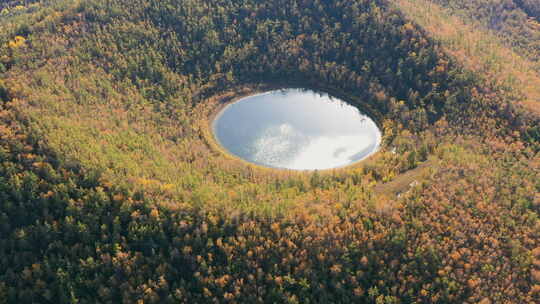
(200, 83, 385, 174)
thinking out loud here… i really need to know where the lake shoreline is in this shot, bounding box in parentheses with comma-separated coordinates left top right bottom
(201, 84, 384, 172)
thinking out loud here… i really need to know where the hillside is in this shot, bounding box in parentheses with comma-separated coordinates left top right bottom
(0, 0, 539, 303)
(395, 0, 540, 115)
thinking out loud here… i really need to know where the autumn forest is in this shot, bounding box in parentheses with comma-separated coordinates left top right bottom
(0, 0, 539, 303)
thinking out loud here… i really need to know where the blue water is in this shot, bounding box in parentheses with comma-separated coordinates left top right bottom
(213, 89, 381, 170)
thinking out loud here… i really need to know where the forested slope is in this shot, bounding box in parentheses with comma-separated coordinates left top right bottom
(395, 0, 540, 116)
(0, 0, 539, 303)
(428, 0, 540, 60)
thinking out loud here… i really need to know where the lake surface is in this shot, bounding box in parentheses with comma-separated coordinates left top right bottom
(213, 89, 381, 170)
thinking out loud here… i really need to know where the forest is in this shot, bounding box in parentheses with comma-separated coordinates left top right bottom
(0, 0, 539, 303)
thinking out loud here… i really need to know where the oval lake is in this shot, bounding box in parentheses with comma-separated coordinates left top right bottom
(213, 89, 381, 170)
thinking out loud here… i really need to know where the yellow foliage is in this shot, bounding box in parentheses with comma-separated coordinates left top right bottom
(402, 22, 415, 34)
(41, 191, 54, 199)
(532, 269, 540, 283)
(137, 177, 161, 187)
(160, 183, 175, 192)
(32, 162, 45, 168)
(8, 36, 26, 49)
(150, 208, 160, 218)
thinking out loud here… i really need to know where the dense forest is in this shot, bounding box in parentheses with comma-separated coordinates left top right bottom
(0, 0, 539, 303)
(426, 0, 540, 63)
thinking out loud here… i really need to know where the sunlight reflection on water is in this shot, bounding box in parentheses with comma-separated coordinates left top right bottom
(213, 89, 381, 170)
